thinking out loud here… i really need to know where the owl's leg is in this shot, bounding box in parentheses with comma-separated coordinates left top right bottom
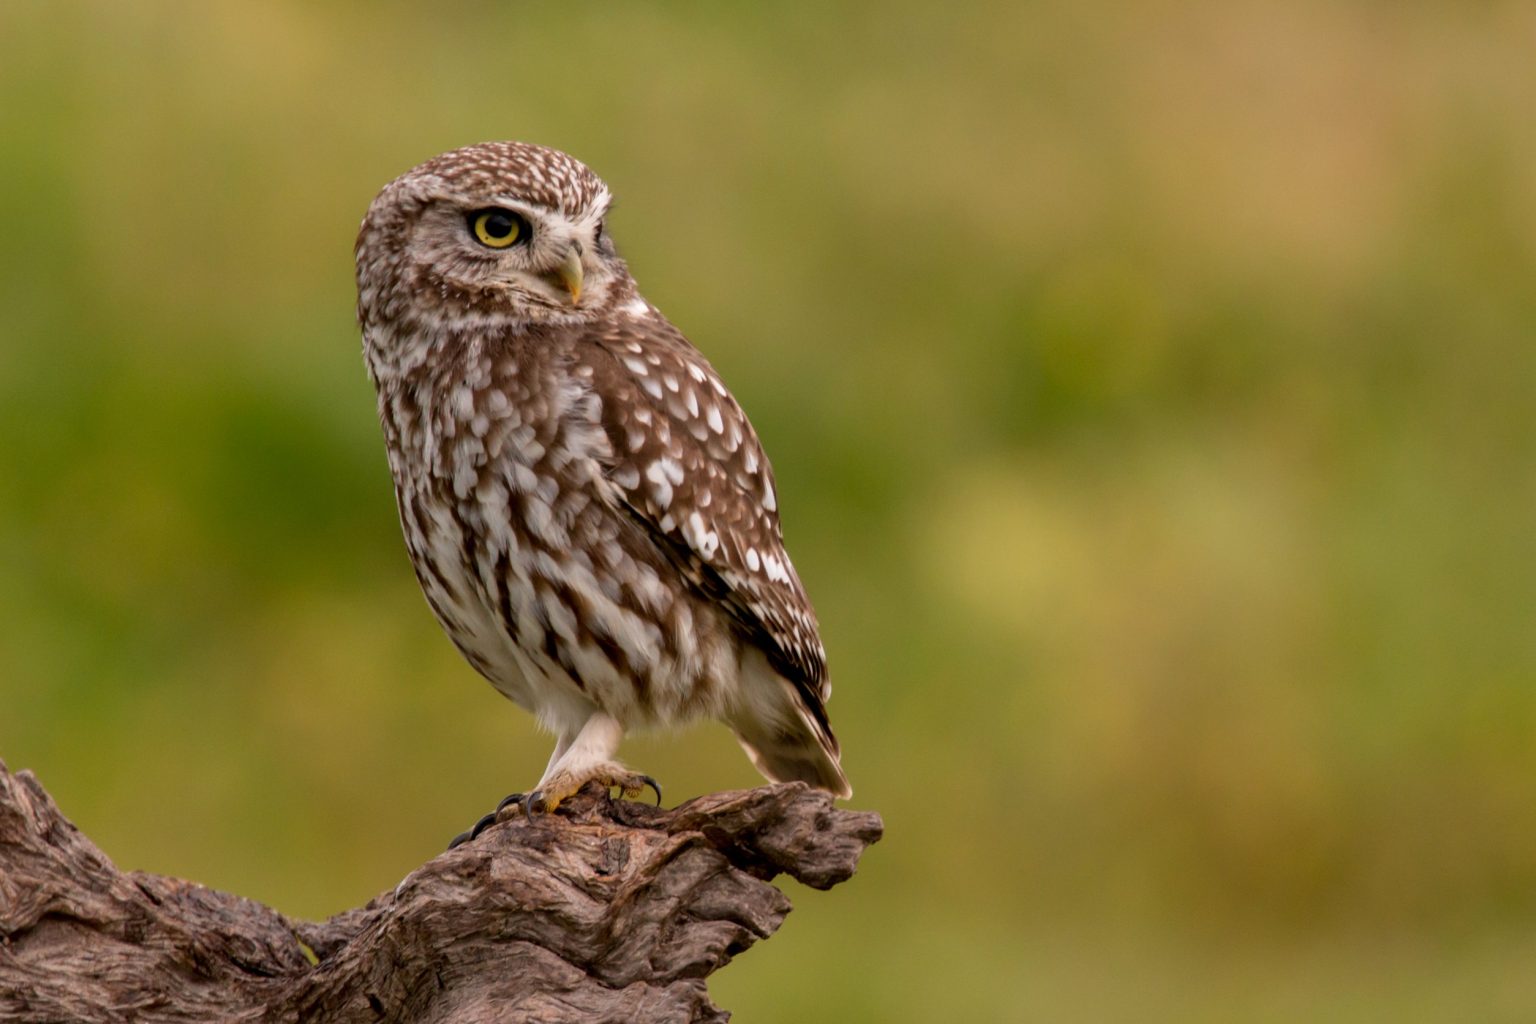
(540, 732, 576, 778)
(523, 711, 661, 815)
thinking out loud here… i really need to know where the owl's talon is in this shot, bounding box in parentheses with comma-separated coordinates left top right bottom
(640, 775, 663, 806)
(448, 794, 531, 849)
(446, 810, 499, 850)
(607, 771, 662, 806)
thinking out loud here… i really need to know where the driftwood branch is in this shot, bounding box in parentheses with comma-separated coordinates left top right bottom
(0, 760, 882, 1022)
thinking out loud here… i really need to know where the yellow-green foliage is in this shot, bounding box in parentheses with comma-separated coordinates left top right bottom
(2, 2, 1534, 1019)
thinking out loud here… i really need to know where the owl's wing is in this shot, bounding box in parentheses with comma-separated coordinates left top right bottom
(575, 316, 832, 717)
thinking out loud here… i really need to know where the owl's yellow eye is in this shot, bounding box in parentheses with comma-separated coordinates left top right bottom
(469, 208, 526, 249)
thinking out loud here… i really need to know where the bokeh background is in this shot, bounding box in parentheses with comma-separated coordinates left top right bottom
(3, 2, 1535, 1019)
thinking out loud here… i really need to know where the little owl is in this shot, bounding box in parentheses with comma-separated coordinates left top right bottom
(354, 142, 850, 822)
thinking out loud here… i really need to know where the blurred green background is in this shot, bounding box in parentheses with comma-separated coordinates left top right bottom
(3, 2, 1535, 1019)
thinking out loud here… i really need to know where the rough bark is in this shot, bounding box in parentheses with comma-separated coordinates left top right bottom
(0, 760, 882, 1022)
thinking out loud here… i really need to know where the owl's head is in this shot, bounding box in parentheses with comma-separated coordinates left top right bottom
(356, 141, 633, 337)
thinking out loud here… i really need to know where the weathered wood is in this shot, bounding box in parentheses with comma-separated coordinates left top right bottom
(0, 760, 882, 1022)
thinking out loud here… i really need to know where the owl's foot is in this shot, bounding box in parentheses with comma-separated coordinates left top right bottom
(445, 771, 662, 847)
(523, 764, 661, 817)
(447, 714, 661, 844)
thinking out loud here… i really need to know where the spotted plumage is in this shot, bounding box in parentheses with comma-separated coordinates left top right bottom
(355, 141, 849, 809)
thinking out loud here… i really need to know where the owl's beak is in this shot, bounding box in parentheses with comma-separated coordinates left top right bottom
(544, 247, 584, 304)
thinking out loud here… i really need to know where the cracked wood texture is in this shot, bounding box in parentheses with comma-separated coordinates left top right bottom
(0, 760, 882, 1023)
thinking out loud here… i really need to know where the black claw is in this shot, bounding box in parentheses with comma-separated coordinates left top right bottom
(521, 791, 541, 820)
(640, 775, 663, 806)
(446, 811, 496, 850)
(448, 793, 533, 850)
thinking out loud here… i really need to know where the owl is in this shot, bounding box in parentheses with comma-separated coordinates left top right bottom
(354, 142, 850, 819)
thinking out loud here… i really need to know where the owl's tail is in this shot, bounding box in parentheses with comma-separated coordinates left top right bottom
(730, 649, 852, 799)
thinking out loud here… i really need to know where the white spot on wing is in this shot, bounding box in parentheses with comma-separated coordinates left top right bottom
(762, 552, 790, 583)
(656, 457, 684, 485)
(645, 460, 674, 508)
(685, 511, 721, 559)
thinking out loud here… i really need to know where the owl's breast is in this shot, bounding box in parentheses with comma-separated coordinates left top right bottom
(372, 332, 741, 733)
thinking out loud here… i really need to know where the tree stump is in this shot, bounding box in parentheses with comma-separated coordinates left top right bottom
(0, 759, 882, 1022)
